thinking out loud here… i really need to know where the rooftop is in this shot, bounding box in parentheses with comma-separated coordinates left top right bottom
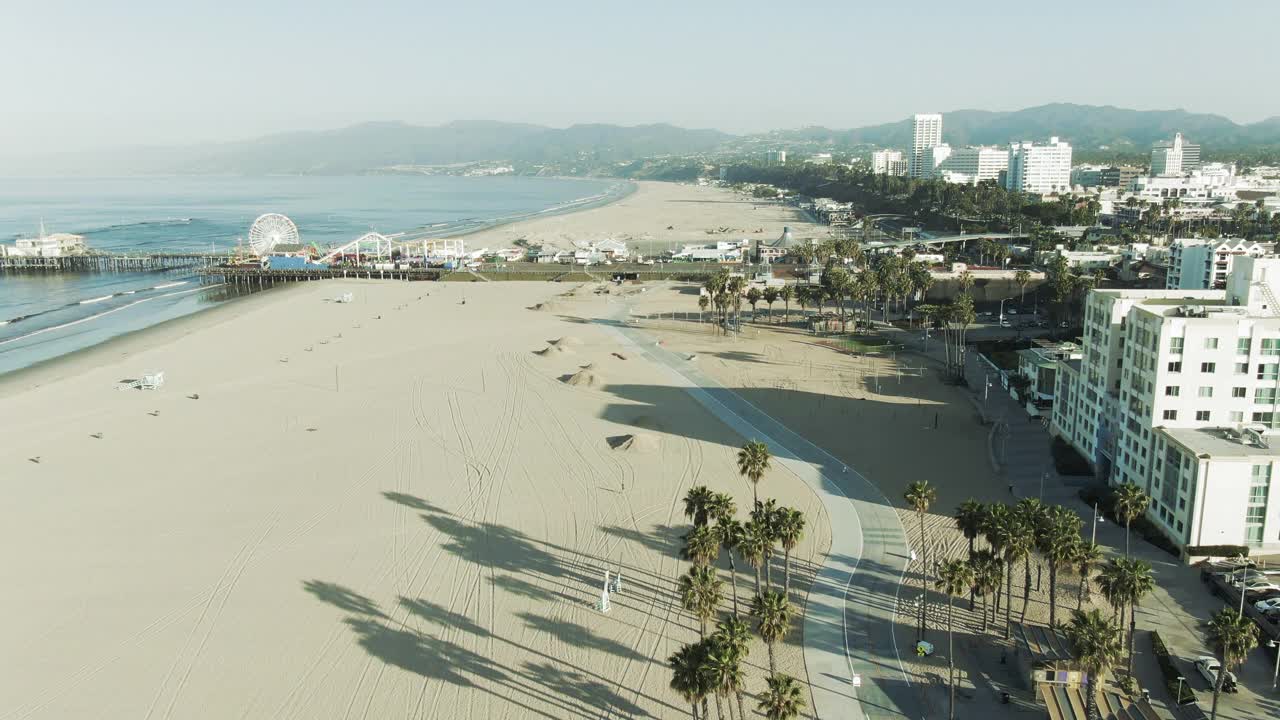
(1159, 426, 1280, 459)
(1041, 686, 1159, 720)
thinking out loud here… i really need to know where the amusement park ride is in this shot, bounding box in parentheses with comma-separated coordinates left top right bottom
(239, 213, 466, 267)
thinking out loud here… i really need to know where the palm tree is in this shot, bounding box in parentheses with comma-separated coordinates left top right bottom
(982, 503, 1013, 620)
(1014, 269, 1031, 304)
(1004, 528, 1034, 632)
(1014, 498, 1048, 616)
(1112, 557, 1155, 679)
(698, 293, 710, 323)
(936, 559, 975, 720)
(969, 550, 1003, 633)
(684, 486, 716, 528)
(1038, 506, 1082, 628)
(746, 287, 763, 321)
(738, 520, 768, 597)
(737, 440, 771, 508)
(669, 642, 711, 719)
(1095, 561, 1126, 627)
(757, 673, 806, 720)
(752, 590, 793, 674)
(700, 639, 739, 720)
(957, 270, 975, 296)
(709, 494, 743, 617)
(773, 507, 806, 598)
(1113, 483, 1151, 558)
(1064, 609, 1124, 720)
(679, 565, 724, 638)
(752, 499, 780, 591)
(779, 285, 794, 326)
(954, 500, 986, 608)
(954, 499, 986, 558)
(683, 524, 721, 568)
(763, 286, 779, 323)
(904, 480, 937, 640)
(1072, 541, 1103, 609)
(712, 616, 752, 720)
(1207, 608, 1259, 720)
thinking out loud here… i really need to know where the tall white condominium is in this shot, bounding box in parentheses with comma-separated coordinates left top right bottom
(872, 149, 907, 176)
(1051, 256, 1280, 554)
(1005, 137, 1072, 195)
(1152, 132, 1200, 176)
(909, 113, 943, 178)
(1166, 238, 1272, 290)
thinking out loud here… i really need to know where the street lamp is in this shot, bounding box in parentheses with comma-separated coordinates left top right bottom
(1269, 639, 1280, 690)
(1090, 502, 1106, 546)
(1175, 676, 1186, 704)
(999, 297, 1008, 326)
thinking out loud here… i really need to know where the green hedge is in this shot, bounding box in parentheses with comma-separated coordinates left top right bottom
(1151, 631, 1197, 706)
(1185, 545, 1250, 558)
(1077, 485, 1181, 558)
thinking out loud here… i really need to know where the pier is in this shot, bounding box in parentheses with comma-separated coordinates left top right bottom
(0, 252, 235, 273)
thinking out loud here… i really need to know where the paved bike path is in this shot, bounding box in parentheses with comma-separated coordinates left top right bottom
(608, 316, 920, 719)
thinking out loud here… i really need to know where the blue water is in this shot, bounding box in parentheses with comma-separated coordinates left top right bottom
(0, 175, 626, 375)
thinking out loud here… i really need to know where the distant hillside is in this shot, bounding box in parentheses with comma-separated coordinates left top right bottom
(4, 121, 733, 176)
(766, 104, 1280, 153)
(8, 104, 1280, 176)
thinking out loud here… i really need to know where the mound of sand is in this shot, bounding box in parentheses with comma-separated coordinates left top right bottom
(563, 370, 600, 387)
(579, 363, 594, 370)
(534, 345, 571, 357)
(548, 336, 583, 347)
(607, 433, 660, 453)
(527, 301, 560, 312)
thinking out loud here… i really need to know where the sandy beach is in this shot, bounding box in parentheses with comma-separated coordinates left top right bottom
(463, 180, 830, 256)
(1, 181, 998, 719)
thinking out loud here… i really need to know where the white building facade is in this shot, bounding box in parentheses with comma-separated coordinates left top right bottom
(1005, 137, 1073, 195)
(909, 113, 943, 178)
(1166, 238, 1272, 290)
(872, 149, 908, 176)
(1051, 257, 1280, 554)
(941, 145, 1010, 183)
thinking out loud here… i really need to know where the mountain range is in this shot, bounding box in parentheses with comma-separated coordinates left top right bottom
(7, 104, 1279, 175)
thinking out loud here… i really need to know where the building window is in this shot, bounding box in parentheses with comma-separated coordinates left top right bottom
(1201, 362, 1216, 373)
(1163, 410, 1178, 420)
(1196, 410, 1211, 421)
(1168, 361, 1182, 373)
(1258, 388, 1279, 405)
(1259, 363, 1278, 380)
(1252, 412, 1279, 428)
(1205, 338, 1219, 349)
(1263, 339, 1280, 356)
(1166, 386, 1180, 397)
(1230, 411, 1245, 422)
(1233, 387, 1247, 398)
(1238, 338, 1252, 355)
(1199, 386, 1214, 398)
(1236, 362, 1249, 374)
(1169, 337, 1184, 354)
(1245, 464, 1272, 545)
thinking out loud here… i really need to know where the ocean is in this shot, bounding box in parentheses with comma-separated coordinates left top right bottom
(0, 175, 626, 375)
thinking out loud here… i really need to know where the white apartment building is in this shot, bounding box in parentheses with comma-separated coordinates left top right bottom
(1151, 133, 1201, 176)
(1006, 137, 1073, 195)
(909, 113, 943, 178)
(765, 150, 787, 166)
(1166, 238, 1272, 290)
(1051, 257, 1280, 553)
(940, 145, 1010, 183)
(872, 149, 908, 176)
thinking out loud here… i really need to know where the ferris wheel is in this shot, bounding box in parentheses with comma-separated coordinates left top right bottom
(247, 213, 300, 256)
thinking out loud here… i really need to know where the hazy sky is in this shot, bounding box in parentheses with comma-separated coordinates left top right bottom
(5, 0, 1276, 153)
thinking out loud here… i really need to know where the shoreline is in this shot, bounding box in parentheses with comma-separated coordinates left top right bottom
(0, 178, 636, 384)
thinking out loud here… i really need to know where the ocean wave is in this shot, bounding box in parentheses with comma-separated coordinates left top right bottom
(79, 217, 194, 235)
(0, 285, 219, 349)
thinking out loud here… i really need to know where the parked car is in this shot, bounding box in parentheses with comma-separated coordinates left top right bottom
(1196, 657, 1239, 692)
(1007, 308, 1018, 315)
(1000, 320, 1012, 328)
(1218, 569, 1269, 582)
(1206, 558, 1256, 571)
(1254, 597, 1280, 613)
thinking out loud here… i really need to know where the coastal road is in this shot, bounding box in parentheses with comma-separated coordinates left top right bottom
(604, 298, 921, 719)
